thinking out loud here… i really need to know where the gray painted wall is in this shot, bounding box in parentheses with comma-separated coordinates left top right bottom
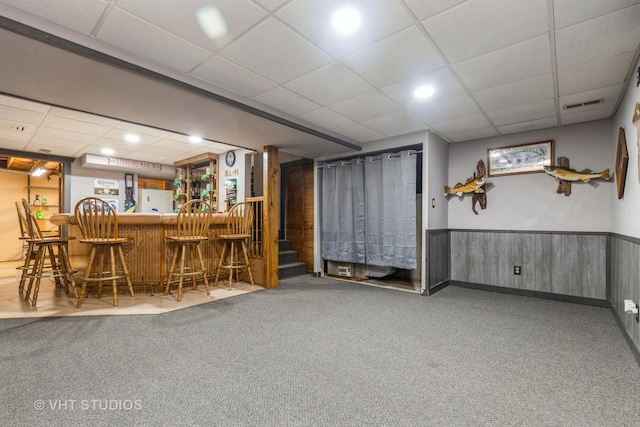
(447, 120, 614, 232)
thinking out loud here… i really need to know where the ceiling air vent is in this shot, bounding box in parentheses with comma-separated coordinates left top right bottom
(563, 98, 604, 110)
(38, 149, 52, 154)
(0, 123, 30, 132)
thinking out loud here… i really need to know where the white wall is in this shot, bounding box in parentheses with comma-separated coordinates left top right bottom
(426, 131, 449, 229)
(69, 159, 128, 212)
(448, 120, 614, 232)
(611, 55, 640, 238)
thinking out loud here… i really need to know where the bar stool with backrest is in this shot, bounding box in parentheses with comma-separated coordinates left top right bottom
(18, 199, 77, 306)
(214, 202, 255, 290)
(164, 199, 212, 301)
(74, 197, 135, 308)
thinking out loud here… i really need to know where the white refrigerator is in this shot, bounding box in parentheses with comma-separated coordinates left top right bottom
(137, 189, 174, 213)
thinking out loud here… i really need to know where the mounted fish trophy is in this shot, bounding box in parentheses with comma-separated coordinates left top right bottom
(444, 160, 489, 215)
(543, 156, 610, 197)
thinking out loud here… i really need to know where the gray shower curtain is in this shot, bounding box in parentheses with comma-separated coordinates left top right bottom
(321, 150, 416, 269)
(321, 159, 365, 263)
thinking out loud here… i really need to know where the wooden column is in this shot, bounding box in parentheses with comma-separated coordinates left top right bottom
(263, 145, 279, 288)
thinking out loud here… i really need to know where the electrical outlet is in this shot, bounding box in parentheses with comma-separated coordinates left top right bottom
(514, 266, 521, 275)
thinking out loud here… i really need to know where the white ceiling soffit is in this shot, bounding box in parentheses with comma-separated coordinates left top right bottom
(0, 0, 638, 163)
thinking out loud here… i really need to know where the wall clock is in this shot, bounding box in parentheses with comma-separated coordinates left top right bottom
(225, 151, 236, 167)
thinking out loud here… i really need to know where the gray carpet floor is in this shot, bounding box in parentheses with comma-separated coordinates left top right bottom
(2, 276, 640, 426)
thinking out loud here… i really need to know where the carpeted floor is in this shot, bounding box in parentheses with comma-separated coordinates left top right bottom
(2, 276, 639, 426)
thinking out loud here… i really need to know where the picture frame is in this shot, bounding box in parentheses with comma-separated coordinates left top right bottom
(487, 140, 554, 177)
(616, 127, 628, 199)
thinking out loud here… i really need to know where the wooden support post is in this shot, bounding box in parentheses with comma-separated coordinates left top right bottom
(263, 146, 279, 288)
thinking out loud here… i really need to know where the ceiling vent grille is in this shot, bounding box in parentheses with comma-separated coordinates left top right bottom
(0, 123, 29, 132)
(563, 98, 604, 110)
(38, 149, 52, 154)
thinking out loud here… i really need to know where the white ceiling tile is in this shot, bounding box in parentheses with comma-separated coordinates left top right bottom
(192, 56, 277, 97)
(429, 114, 493, 135)
(410, 94, 481, 124)
(361, 111, 428, 136)
(487, 99, 556, 126)
(0, 0, 108, 34)
(0, 94, 49, 113)
(131, 145, 181, 157)
(284, 62, 373, 105)
(403, 0, 469, 21)
(554, 0, 640, 29)
(0, 105, 45, 125)
(102, 128, 163, 146)
(446, 127, 500, 143)
(555, 5, 640, 69)
(497, 116, 559, 134)
(35, 127, 97, 144)
(253, 87, 321, 116)
(473, 73, 555, 111)
(252, 0, 289, 11)
(557, 52, 635, 96)
(98, 8, 212, 72)
(90, 136, 147, 151)
(122, 151, 172, 163)
(40, 116, 112, 136)
(329, 91, 402, 122)
(278, 0, 413, 58)
(29, 135, 91, 150)
(342, 27, 445, 87)
(24, 143, 81, 157)
(0, 128, 31, 143)
(298, 108, 353, 129)
(332, 122, 385, 142)
(422, 0, 548, 63)
(116, 122, 172, 138)
(220, 18, 332, 84)
(151, 139, 196, 151)
(48, 108, 120, 127)
(115, 0, 267, 51)
(560, 105, 615, 125)
(381, 67, 466, 108)
(453, 35, 551, 91)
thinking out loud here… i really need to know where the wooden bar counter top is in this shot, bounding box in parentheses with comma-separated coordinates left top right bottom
(50, 212, 253, 291)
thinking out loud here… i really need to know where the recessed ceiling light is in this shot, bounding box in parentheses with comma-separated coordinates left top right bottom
(414, 85, 435, 99)
(101, 148, 115, 155)
(124, 134, 140, 143)
(196, 5, 228, 39)
(331, 7, 361, 35)
(189, 136, 203, 143)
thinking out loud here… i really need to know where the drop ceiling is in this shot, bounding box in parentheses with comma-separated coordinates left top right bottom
(0, 0, 638, 164)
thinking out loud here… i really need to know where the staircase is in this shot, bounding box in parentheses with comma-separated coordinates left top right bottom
(278, 239, 307, 279)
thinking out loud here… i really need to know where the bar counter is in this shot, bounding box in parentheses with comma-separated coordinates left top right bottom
(50, 212, 261, 290)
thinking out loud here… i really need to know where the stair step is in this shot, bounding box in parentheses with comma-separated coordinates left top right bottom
(278, 262, 307, 279)
(278, 239, 290, 252)
(278, 250, 299, 265)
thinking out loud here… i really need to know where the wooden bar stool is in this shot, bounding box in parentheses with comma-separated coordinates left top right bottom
(164, 199, 212, 301)
(18, 199, 77, 306)
(214, 202, 255, 290)
(74, 197, 134, 308)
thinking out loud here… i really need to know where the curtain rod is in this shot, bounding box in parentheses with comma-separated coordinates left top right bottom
(318, 150, 422, 169)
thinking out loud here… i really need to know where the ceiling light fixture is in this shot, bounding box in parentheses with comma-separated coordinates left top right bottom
(125, 134, 140, 143)
(101, 148, 115, 155)
(331, 7, 361, 35)
(196, 5, 228, 39)
(189, 136, 203, 143)
(32, 168, 46, 177)
(414, 85, 435, 99)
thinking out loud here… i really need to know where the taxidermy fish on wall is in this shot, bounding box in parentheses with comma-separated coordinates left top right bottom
(444, 175, 487, 197)
(543, 166, 610, 183)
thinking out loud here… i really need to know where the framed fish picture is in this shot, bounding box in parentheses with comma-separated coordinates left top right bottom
(616, 127, 628, 199)
(487, 140, 554, 177)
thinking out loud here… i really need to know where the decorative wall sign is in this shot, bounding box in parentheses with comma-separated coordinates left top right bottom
(487, 140, 554, 176)
(616, 127, 628, 199)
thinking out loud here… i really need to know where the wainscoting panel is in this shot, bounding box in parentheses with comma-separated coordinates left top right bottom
(610, 235, 640, 349)
(451, 230, 607, 299)
(426, 230, 449, 290)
